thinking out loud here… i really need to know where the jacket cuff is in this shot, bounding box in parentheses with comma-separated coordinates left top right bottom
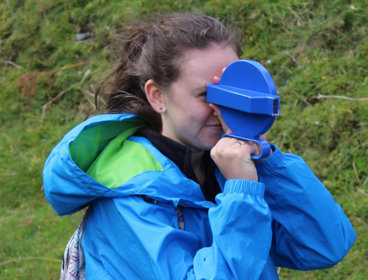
(224, 179, 265, 197)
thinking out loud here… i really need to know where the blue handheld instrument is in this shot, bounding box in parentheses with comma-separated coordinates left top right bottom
(207, 59, 280, 160)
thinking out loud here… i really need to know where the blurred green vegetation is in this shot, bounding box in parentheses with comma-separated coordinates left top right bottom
(0, 0, 367, 279)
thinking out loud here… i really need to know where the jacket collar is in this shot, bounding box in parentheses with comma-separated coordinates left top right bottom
(136, 128, 221, 202)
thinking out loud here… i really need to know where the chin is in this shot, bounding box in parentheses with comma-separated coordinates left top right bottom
(188, 134, 222, 151)
(199, 139, 220, 151)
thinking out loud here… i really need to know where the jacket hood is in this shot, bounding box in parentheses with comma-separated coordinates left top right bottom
(43, 114, 213, 216)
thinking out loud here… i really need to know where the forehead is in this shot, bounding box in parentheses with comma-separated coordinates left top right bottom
(177, 44, 238, 86)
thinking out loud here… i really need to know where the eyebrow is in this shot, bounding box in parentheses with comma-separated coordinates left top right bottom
(193, 85, 207, 93)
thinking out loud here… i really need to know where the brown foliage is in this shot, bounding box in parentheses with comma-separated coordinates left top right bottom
(17, 62, 88, 100)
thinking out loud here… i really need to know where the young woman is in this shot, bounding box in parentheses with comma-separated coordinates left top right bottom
(43, 13, 356, 279)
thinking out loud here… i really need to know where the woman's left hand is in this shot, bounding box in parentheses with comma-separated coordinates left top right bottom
(210, 134, 259, 181)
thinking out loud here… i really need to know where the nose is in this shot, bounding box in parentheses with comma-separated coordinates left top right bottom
(209, 103, 220, 117)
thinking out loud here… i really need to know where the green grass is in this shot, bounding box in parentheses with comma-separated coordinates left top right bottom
(1, 0, 367, 279)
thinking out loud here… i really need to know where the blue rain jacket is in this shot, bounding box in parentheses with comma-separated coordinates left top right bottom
(43, 114, 356, 280)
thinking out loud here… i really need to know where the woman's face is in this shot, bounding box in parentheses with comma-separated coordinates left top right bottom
(161, 43, 238, 151)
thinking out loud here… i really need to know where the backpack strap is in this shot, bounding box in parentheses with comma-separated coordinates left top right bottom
(175, 205, 185, 230)
(60, 208, 90, 280)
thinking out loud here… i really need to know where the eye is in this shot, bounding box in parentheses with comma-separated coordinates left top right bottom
(198, 91, 207, 98)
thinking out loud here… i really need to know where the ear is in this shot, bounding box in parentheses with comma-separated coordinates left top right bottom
(144, 79, 166, 113)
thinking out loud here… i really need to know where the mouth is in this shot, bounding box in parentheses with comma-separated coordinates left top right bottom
(206, 123, 223, 131)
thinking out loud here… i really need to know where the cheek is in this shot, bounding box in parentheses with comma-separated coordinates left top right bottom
(191, 102, 212, 120)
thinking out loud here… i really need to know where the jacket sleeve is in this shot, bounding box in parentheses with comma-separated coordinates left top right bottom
(255, 145, 357, 270)
(82, 180, 272, 280)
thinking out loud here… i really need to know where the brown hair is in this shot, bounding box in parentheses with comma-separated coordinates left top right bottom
(96, 13, 241, 131)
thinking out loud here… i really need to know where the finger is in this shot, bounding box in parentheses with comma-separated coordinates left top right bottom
(235, 140, 259, 155)
(254, 142, 261, 156)
(212, 75, 221, 84)
(212, 67, 227, 84)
